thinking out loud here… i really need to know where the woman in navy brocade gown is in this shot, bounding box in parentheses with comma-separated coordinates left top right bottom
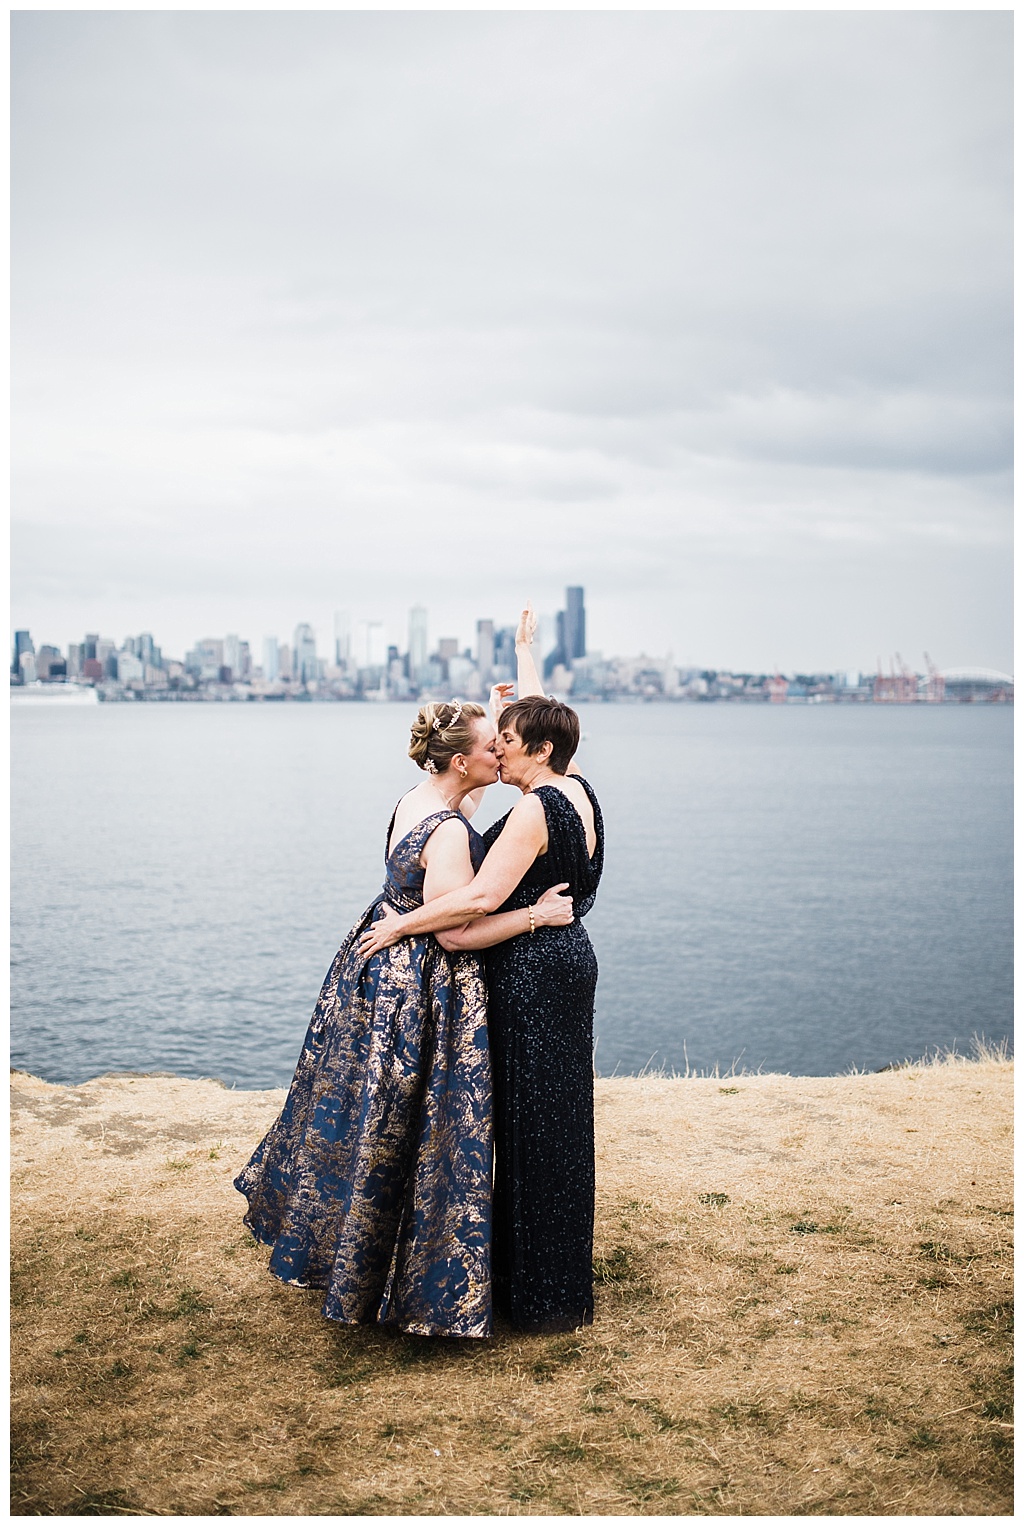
(234, 698, 573, 1339)
(361, 607, 604, 1333)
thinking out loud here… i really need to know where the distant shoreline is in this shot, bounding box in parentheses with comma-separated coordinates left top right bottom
(11, 679, 1015, 706)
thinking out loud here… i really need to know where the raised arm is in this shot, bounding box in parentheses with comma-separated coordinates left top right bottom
(515, 602, 545, 700)
(515, 602, 582, 775)
(358, 795, 550, 956)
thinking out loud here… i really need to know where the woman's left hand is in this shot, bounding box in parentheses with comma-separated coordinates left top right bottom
(489, 682, 515, 727)
(357, 904, 406, 960)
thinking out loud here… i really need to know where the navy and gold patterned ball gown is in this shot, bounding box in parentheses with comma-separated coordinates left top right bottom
(234, 808, 493, 1339)
(482, 776, 605, 1333)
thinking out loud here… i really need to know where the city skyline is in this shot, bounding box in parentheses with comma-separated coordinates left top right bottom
(13, 572, 1013, 705)
(12, 13, 1012, 672)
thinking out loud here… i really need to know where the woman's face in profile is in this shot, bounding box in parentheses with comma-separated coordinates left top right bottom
(463, 717, 501, 788)
(495, 722, 528, 786)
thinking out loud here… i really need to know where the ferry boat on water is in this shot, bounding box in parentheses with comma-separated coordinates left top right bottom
(11, 682, 99, 706)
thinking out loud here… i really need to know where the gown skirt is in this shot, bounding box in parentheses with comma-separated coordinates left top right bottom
(483, 777, 605, 1333)
(234, 810, 493, 1339)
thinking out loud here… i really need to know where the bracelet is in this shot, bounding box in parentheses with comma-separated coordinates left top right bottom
(528, 904, 536, 934)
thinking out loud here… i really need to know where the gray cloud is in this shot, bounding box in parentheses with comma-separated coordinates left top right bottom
(12, 10, 1012, 669)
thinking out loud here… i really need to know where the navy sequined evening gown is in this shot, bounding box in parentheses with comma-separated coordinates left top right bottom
(482, 777, 605, 1332)
(234, 809, 493, 1338)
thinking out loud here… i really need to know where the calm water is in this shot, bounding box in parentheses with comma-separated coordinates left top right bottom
(10, 701, 1012, 1087)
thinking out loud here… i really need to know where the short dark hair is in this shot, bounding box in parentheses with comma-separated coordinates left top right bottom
(498, 695, 580, 775)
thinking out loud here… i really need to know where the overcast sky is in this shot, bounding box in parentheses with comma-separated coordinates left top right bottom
(12, 10, 1012, 672)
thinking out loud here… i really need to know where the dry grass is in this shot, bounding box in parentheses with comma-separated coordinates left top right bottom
(11, 1053, 1012, 1516)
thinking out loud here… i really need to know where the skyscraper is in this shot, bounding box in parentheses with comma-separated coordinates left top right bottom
(333, 609, 351, 667)
(12, 631, 33, 675)
(565, 586, 586, 662)
(293, 624, 318, 685)
(409, 605, 428, 677)
(262, 637, 279, 682)
(543, 586, 586, 678)
(476, 619, 495, 684)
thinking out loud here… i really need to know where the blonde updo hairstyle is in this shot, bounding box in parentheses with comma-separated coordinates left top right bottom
(409, 699, 487, 775)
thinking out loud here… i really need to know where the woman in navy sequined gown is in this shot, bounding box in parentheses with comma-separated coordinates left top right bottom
(234, 699, 574, 1339)
(360, 612, 603, 1333)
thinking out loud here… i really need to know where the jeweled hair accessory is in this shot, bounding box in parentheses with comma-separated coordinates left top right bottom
(432, 698, 463, 731)
(424, 758, 439, 774)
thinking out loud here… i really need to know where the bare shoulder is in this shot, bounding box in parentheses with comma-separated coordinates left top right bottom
(418, 811, 476, 872)
(510, 791, 547, 824)
(389, 785, 450, 853)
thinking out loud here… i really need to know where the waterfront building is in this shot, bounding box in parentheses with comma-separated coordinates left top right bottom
(940, 667, 1014, 702)
(12, 631, 34, 678)
(448, 654, 480, 697)
(224, 634, 242, 680)
(334, 609, 351, 667)
(34, 645, 65, 680)
(492, 625, 516, 681)
(565, 586, 586, 663)
(185, 638, 225, 682)
(262, 637, 279, 682)
(544, 586, 587, 678)
(18, 651, 37, 683)
(408, 605, 428, 680)
(476, 619, 495, 685)
(118, 651, 144, 684)
(293, 624, 318, 686)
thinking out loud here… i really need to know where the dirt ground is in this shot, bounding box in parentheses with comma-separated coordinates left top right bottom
(10, 1055, 1013, 1517)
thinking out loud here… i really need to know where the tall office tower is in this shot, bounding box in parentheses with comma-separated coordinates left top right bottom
(476, 619, 495, 684)
(96, 640, 117, 678)
(278, 643, 292, 680)
(84, 634, 99, 660)
(408, 605, 428, 677)
(293, 623, 318, 685)
(66, 643, 83, 677)
(262, 637, 279, 682)
(333, 609, 351, 666)
(138, 633, 156, 667)
(492, 625, 516, 679)
(37, 645, 64, 679)
(12, 631, 33, 674)
(238, 641, 251, 679)
(545, 611, 567, 680)
(565, 586, 586, 661)
(224, 633, 241, 678)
